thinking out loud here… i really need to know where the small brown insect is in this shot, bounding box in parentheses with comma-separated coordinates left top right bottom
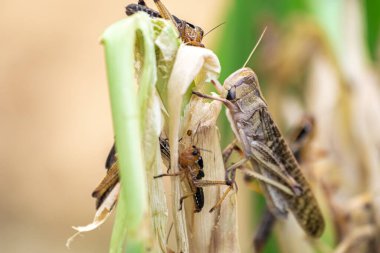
(126, 0, 204, 47)
(155, 143, 206, 212)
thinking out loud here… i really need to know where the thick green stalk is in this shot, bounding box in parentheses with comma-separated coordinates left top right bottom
(101, 14, 154, 253)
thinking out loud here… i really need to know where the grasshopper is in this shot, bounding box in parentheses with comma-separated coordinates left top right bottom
(192, 69, 325, 237)
(155, 142, 206, 212)
(126, 0, 204, 47)
(154, 134, 227, 213)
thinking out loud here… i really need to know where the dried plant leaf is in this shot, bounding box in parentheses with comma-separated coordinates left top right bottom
(66, 184, 120, 248)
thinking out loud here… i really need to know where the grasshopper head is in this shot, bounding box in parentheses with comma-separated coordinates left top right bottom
(224, 68, 264, 102)
(182, 23, 204, 47)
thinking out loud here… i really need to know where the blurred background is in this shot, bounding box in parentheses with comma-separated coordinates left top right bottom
(1, 0, 380, 252)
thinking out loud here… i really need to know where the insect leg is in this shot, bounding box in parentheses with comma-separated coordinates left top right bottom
(206, 159, 248, 213)
(179, 192, 196, 211)
(224, 158, 249, 189)
(209, 186, 233, 213)
(210, 79, 226, 95)
(192, 91, 235, 109)
(153, 0, 177, 30)
(154, 172, 183, 179)
(222, 139, 243, 164)
(253, 208, 276, 253)
(193, 179, 227, 187)
(239, 167, 293, 196)
(250, 140, 302, 195)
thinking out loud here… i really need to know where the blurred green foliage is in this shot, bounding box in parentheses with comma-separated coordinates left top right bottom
(364, 0, 380, 61)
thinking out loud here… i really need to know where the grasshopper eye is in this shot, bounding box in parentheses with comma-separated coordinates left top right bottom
(226, 87, 236, 100)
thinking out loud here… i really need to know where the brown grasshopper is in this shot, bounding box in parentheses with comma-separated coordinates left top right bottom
(154, 135, 227, 213)
(192, 69, 325, 237)
(154, 142, 206, 213)
(126, 0, 204, 47)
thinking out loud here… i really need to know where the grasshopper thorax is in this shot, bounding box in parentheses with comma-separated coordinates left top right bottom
(224, 68, 264, 102)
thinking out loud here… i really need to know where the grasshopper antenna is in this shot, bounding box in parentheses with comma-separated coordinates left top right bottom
(242, 26, 267, 68)
(203, 22, 226, 37)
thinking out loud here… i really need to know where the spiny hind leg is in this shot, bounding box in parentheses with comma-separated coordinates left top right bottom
(250, 141, 301, 195)
(225, 145, 295, 195)
(239, 167, 293, 196)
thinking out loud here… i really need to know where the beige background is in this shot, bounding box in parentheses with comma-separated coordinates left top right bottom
(0, 0, 236, 252)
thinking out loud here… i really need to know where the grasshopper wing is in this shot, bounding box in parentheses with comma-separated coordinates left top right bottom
(249, 108, 325, 237)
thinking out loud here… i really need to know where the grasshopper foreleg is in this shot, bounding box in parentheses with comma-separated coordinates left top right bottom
(192, 91, 235, 109)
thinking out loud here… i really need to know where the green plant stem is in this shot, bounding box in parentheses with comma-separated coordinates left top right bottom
(101, 14, 153, 253)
